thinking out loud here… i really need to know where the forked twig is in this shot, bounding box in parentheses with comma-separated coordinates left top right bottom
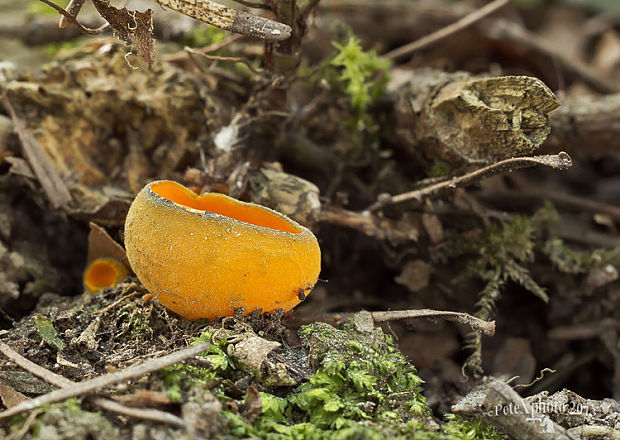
(38, 0, 108, 34)
(367, 152, 572, 212)
(58, 0, 87, 28)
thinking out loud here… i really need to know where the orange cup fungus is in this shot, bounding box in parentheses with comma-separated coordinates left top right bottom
(83, 258, 128, 294)
(124, 180, 321, 320)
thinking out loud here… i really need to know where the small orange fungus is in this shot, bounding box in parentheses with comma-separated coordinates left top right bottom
(84, 258, 128, 294)
(124, 180, 321, 320)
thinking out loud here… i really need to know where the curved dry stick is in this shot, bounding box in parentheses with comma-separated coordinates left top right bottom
(367, 152, 572, 212)
(38, 0, 108, 34)
(369, 309, 495, 336)
(58, 0, 86, 28)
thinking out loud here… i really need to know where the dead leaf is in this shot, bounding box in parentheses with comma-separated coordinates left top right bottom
(91, 0, 155, 69)
(87, 223, 129, 270)
(0, 381, 27, 408)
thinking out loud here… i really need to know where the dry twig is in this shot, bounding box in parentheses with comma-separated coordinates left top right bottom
(383, 0, 510, 61)
(369, 309, 495, 336)
(292, 309, 495, 336)
(367, 153, 572, 212)
(184, 47, 262, 74)
(38, 0, 108, 34)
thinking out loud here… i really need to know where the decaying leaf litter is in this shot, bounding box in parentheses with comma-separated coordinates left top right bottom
(0, 0, 619, 438)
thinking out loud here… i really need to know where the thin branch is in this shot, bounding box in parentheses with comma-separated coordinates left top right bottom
(184, 47, 262, 74)
(153, 0, 291, 41)
(367, 152, 573, 212)
(38, 0, 108, 34)
(163, 34, 242, 63)
(0, 343, 73, 388)
(369, 309, 495, 336)
(58, 0, 87, 28)
(481, 188, 620, 223)
(0, 342, 210, 421)
(291, 309, 495, 336)
(383, 0, 510, 61)
(92, 398, 188, 429)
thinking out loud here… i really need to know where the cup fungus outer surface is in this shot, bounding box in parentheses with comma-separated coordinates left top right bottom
(124, 180, 321, 320)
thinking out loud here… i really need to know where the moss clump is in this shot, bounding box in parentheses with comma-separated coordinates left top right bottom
(9, 399, 118, 440)
(293, 312, 429, 427)
(184, 25, 228, 48)
(214, 312, 501, 439)
(330, 37, 391, 117)
(442, 414, 505, 440)
(436, 203, 620, 374)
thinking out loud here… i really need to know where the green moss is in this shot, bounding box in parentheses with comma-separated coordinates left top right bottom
(442, 414, 505, 439)
(184, 25, 227, 48)
(43, 41, 84, 59)
(436, 203, 620, 374)
(34, 314, 65, 351)
(10, 398, 118, 439)
(428, 160, 452, 178)
(160, 363, 218, 403)
(152, 315, 502, 439)
(330, 37, 391, 116)
(214, 313, 497, 439)
(541, 238, 620, 274)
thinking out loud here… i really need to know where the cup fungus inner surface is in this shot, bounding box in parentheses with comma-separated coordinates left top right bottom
(85, 260, 120, 289)
(150, 181, 302, 234)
